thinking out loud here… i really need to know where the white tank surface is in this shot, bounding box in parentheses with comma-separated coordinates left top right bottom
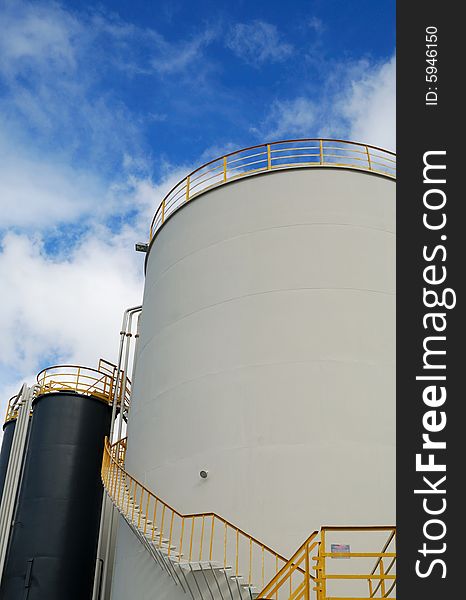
(112, 140, 395, 597)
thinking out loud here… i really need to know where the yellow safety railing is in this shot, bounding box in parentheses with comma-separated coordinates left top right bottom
(97, 358, 131, 412)
(259, 527, 396, 600)
(36, 359, 131, 407)
(102, 438, 396, 599)
(102, 437, 290, 589)
(314, 527, 396, 599)
(149, 139, 396, 240)
(3, 396, 19, 424)
(257, 531, 319, 600)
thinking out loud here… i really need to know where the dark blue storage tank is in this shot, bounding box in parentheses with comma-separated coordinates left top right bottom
(0, 390, 111, 600)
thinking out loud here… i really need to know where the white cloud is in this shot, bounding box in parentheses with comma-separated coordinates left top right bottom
(226, 21, 293, 66)
(342, 55, 396, 150)
(252, 97, 318, 140)
(308, 17, 324, 34)
(0, 1, 81, 79)
(151, 28, 218, 75)
(0, 135, 105, 229)
(0, 231, 142, 374)
(255, 55, 395, 150)
(0, 165, 191, 419)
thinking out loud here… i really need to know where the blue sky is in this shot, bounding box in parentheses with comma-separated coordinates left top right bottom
(0, 0, 395, 415)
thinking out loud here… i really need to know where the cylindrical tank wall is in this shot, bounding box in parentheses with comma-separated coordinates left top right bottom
(126, 168, 395, 557)
(0, 392, 111, 600)
(0, 421, 16, 503)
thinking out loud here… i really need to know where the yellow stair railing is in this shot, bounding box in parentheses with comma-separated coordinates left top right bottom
(258, 527, 396, 600)
(102, 438, 396, 599)
(102, 437, 290, 591)
(256, 531, 319, 600)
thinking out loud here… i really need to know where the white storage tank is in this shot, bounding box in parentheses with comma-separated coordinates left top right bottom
(110, 139, 395, 598)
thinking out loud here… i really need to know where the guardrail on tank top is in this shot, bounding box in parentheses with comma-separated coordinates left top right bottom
(102, 437, 396, 599)
(3, 396, 20, 424)
(149, 139, 396, 240)
(35, 358, 131, 410)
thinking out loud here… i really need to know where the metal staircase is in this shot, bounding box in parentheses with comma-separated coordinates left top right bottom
(101, 438, 396, 600)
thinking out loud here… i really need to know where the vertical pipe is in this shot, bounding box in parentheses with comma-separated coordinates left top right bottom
(94, 305, 141, 600)
(0, 385, 34, 584)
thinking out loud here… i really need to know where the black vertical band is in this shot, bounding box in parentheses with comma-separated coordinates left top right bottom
(397, 3, 462, 597)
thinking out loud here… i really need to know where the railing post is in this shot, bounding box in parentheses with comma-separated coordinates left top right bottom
(249, 537, 253, 585)
(366, 145, 372, 170)
(224, 522, 227, 568)
(168, 511, 175, 556)
(190, 517, 196, 562)
(185, 176, 191, 202)
(320, 531, 327, 600)
(379, 559, 386, 597)
(152, 499, 158, 541)
(275, 555, 278, 600)
(304, 541, 310, 600)
(179, 518, 185, 562)
(199, 515, 204, 561)
(209, 516, 215, 561)
(235, 528, 239, 576)
(223, 156, 227, 182)
(138, 488, 143, 528)
(159, 505, 166, 547)
(144, 493, 150, 534)
(267, 144, 272, 169)
(161, 199, 166, 223)
(319, 140, 324, 165)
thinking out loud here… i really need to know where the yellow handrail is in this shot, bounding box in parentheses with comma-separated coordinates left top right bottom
(259, 527, 396, 600)
(314, 527, 396, 600)
(149, 139, 396, 240)
(35, 359, 131, 408)
(102, 439, 396, 599)
(3, 396, 19, 424)
(102, 437, 289, 588)
(257, 531, 319, 600)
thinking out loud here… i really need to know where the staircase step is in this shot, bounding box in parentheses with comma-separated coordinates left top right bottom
(158, 545, 178, 553)
(177, 560, 227, 572)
